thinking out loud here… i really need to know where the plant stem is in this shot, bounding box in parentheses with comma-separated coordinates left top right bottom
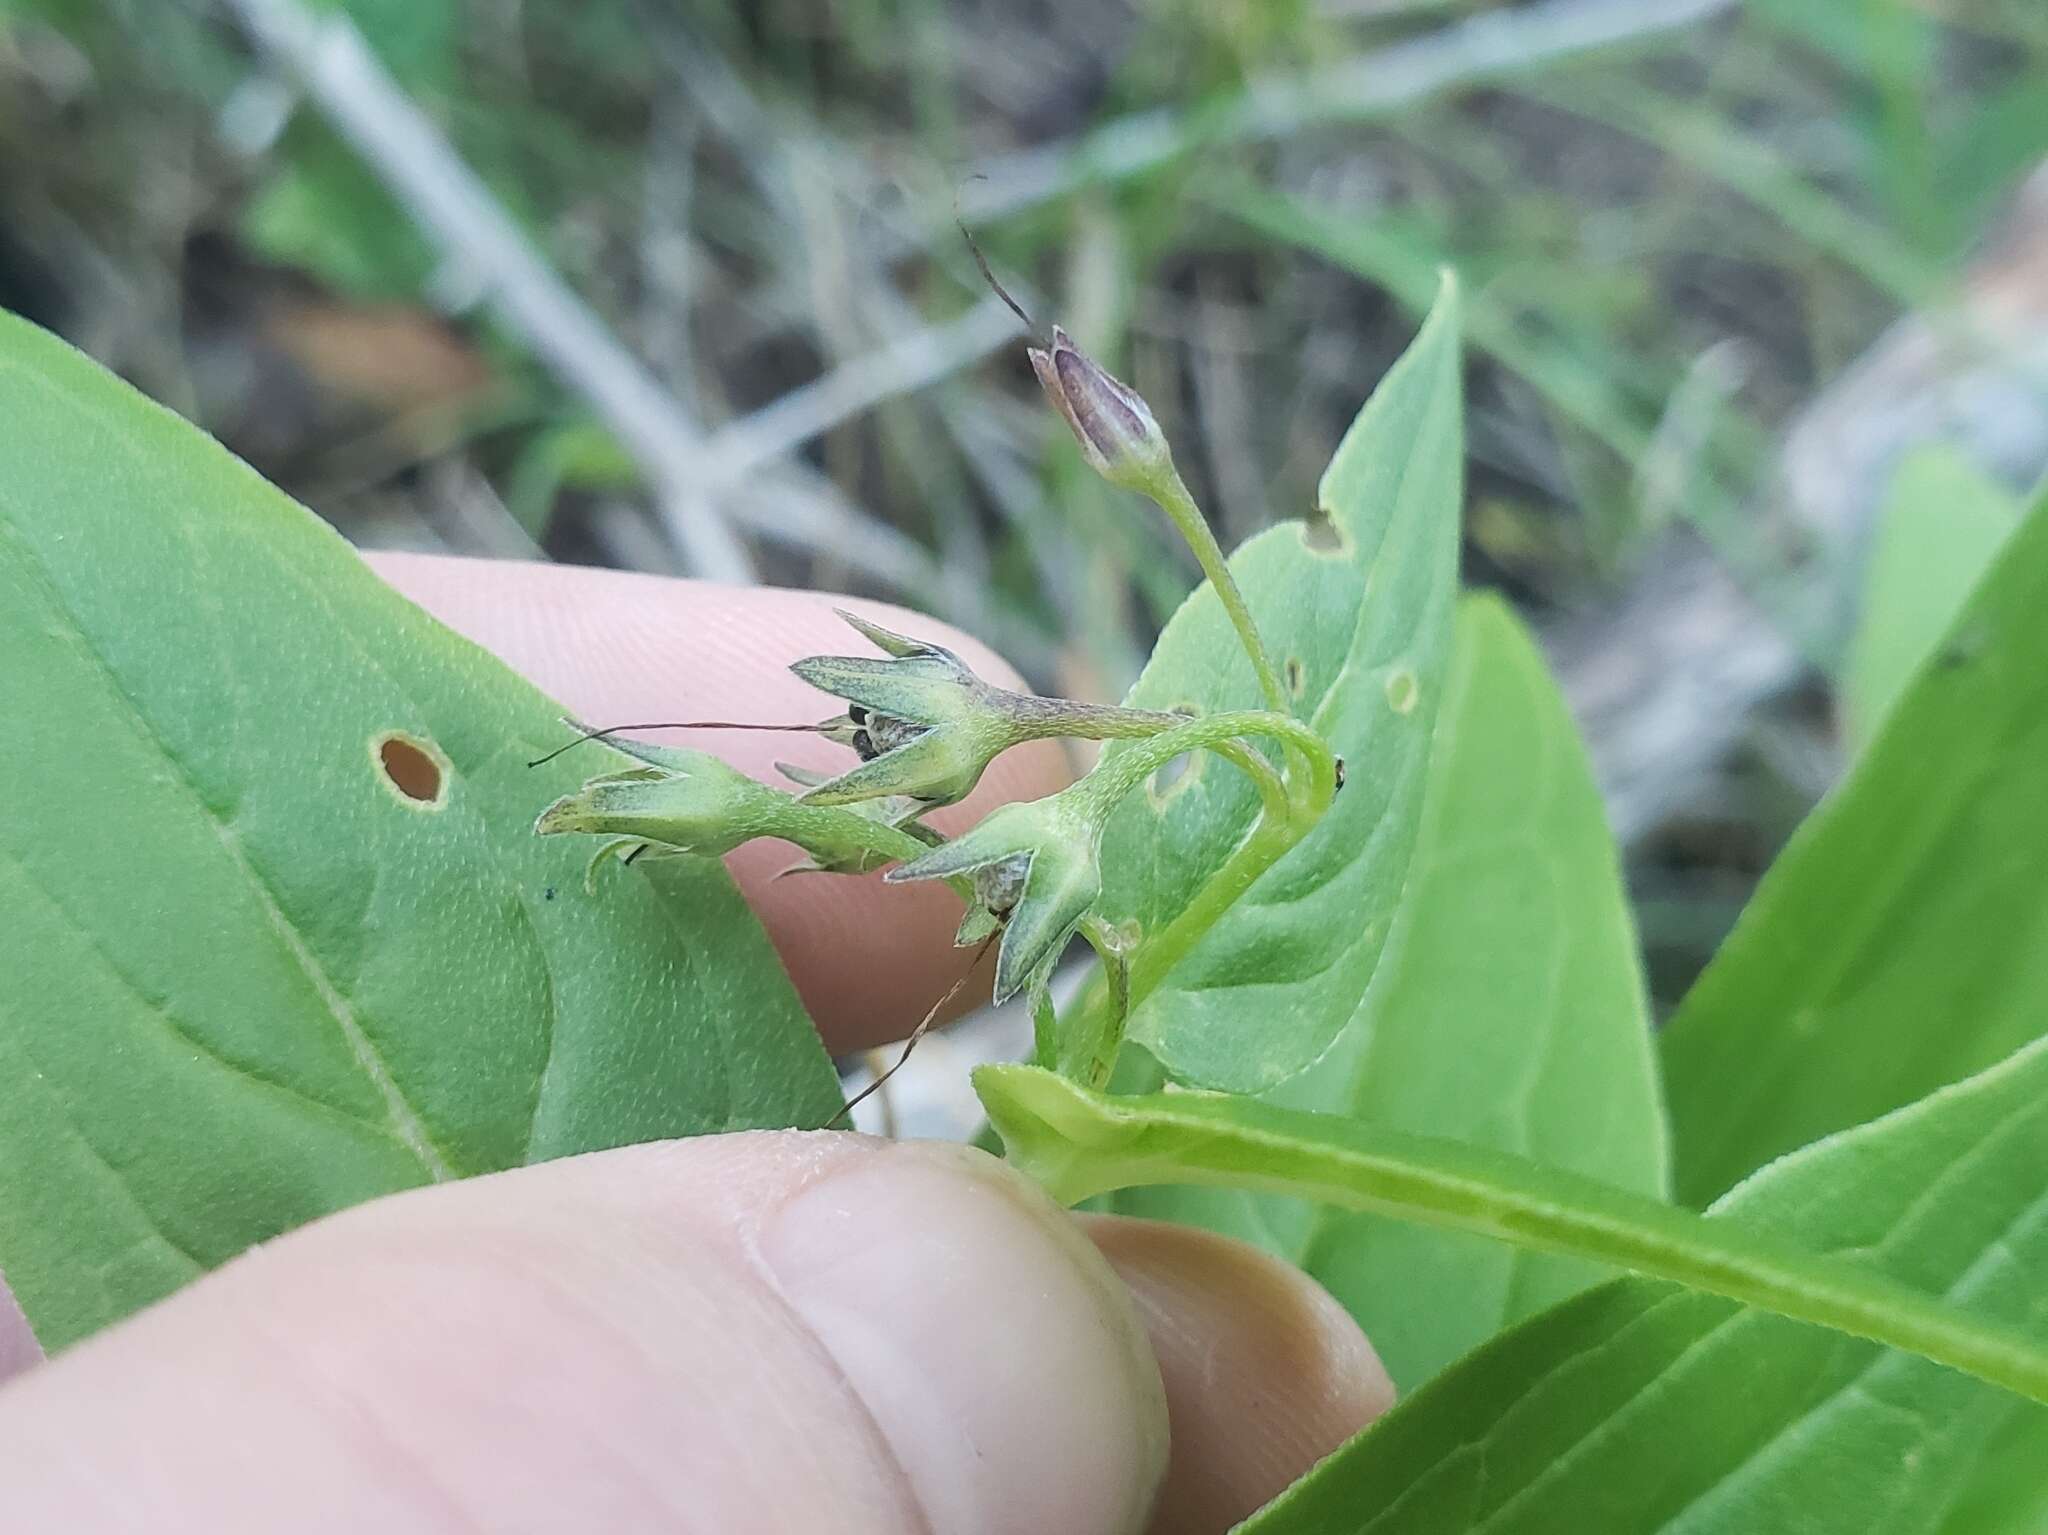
(783, 805, 934, 868)
(998, 696, 1195, 742)
(1148, 469, 1291, 716)
(1127, 812, 1296, 1006)
(1204, 739, 1292, 824)
(1052, 711, 1339, 1055)
(980, 1066, 2048, 1412)
(1010, 700, 1294, 819)
(1079, 710, 1331, 815)
(1074, 918, 1133, 1089)
(1121, 725, 1340, 1012)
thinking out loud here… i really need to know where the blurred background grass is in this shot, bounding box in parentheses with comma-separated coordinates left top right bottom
(3, 0, 2045, 1011)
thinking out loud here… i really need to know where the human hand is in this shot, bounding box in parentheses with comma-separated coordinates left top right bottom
(0, 555, 1393, 1534)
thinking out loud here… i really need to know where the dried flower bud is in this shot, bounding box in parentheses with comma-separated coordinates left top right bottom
(1027, 326, 1173, 494)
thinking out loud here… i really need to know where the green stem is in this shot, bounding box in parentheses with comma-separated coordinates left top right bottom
(1077, 709, 1331, 815)
(1072, 918, 1133, 1090)
(1121, 720, 1339, 1013)
(980, 1067, 2048, 1412)
(999, 697, 1194, 742)
(779, 806, 981, 906)
(1007, 699, 1292, 820)
(1051, 713, 1338, 1053)
(781, 804, 934, 868)
(1126, 812, 1298, 1008)
(1149, 470, 1290, 716)
(1204, 738, 1291, 824)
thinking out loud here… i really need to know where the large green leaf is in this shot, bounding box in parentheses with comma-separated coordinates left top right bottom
(1232, 1028, 2048, 1535)
(977, 1065, 2048, 1408)
(1116, 594, 1668, 1390)
(1094, 279, 1462, 1092)
(0, 313, 841, 1350)
(1842, 446, 2020, 750)
(1661, 489, 2048, 1206)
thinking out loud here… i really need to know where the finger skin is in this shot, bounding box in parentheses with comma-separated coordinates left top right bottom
(1083, 1217, 1395, 1535)
(365, 553, 1072, 1052)
(0, 1135, 1167, 1535)
(0, 1169, 1397, 1533)
(0, 1280, 38, 1382)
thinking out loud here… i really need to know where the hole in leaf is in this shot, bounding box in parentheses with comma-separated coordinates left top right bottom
(1284, 656, 1305, 697)
(373, 732, 448, 807)
(1300, 510, 1347, 556)
(1148, 751, 1197, 808)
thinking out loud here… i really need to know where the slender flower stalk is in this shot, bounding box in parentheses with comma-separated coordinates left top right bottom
(1070, 916, 1135, 1089)
(1144, 468, 1290, 717)
(1070, 710, 1332, 823)
(1027, 327, 1290, 716)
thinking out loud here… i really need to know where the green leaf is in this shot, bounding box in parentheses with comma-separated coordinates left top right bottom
(1116, 594, 1669, 1390)
(1842, 447, 2019, 750)
(0, 313, 841, 1351)
(976, 1064, 2048, 1408)
(1232, 1028, 2048, 1535)
(1662, 488, 2048, 1206)
(1291, 595, 1668, 1383)
(1094, 278, 1462, 1092)
(1932, 1403, 2048, 1535)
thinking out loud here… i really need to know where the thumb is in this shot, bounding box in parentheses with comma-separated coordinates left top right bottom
(0, 1134, 1168, 1535)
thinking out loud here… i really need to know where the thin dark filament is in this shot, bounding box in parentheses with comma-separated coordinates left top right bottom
(828, 932, 1000, 1131)
(526, 720, 824, 768)
(957, 210, 1043, 345)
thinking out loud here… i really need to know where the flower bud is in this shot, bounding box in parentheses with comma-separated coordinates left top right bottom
(1028, 326, 1174, 493)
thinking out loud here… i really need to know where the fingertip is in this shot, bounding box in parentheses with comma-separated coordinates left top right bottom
(0, 1275, 42, 1387)
(1079, 1216, 1393, 1535)
(0, 1135, 1168, 1535)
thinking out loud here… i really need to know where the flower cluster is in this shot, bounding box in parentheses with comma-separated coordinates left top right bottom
(535, 317, 1339, 1091)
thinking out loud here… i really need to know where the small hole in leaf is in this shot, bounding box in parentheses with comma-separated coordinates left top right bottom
(1384, 667, 1419, 716)
(1148, 751, 1198, 808)
(373, 732, 448, 807)
(1300, 511, 1347, 556)
(1284, 656, 1305, 697)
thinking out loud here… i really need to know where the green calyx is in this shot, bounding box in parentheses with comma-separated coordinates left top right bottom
(888, 795, 1106, 1004)
(789, 608, 1187, 809)
(534, 734, 929, 881)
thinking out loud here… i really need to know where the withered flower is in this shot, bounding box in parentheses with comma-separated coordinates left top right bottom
(1027, 326, 1174, 495)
